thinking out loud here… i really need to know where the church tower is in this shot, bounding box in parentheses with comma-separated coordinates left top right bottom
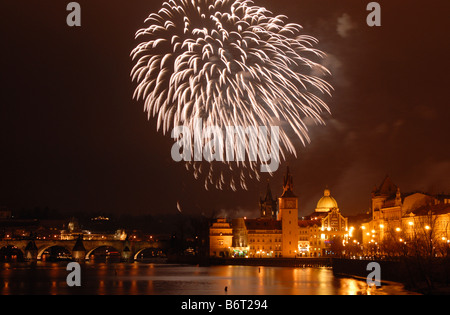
(260, 182, 278, 219)
(278, 167, 299, 258)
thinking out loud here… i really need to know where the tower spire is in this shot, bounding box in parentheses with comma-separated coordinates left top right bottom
(281, 166, 296, 197)
(265, 180, 273, 200)
(260, 180, 277, 219)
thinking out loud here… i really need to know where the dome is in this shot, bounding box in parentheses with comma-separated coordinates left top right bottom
(315, 188, 338, 212)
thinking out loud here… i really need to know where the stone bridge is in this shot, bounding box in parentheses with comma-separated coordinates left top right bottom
(0, 238, 165, 261)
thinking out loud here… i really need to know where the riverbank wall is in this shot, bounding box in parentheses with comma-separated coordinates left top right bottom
(332, 258, 450, 294)
(331, 258, 406, 283)
(209, 257, 331, 267)
(167, 255, 331, 267)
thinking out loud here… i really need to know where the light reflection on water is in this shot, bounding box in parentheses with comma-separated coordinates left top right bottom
(0, 262, 418, 295)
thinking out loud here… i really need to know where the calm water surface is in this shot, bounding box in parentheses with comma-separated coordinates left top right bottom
(0, 262, 418, 295)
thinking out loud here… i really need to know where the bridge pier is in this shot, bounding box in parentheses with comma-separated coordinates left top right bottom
(24, 241, 38, 261)
(121, 240, 132, 262)
(72, 236, 86, 261)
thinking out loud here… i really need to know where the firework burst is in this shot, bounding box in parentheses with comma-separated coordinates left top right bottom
(131, 0, 332, 190)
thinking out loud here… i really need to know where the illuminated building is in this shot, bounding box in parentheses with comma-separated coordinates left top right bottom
(278, 167, 300, 258)
(402, 203, 450, 242)
(300, 188, 348, 257)
(361, 176, 450, 253)
(315, 188, 338, 213)
(60, 217, 127, 241)
(209, 218, 233, 257)
(237, 218, 281, 258)
(209, 168, 349, 258)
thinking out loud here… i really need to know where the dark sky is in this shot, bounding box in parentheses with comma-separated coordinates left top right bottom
(1, 0, 449, 218)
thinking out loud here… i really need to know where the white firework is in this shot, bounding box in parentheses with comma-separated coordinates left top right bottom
(131, 0, 332, 190)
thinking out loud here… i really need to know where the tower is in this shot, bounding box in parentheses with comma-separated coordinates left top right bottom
(371, 175, 398, 220)
(260, 182, 278, 219)
(278, 167, 299, 258)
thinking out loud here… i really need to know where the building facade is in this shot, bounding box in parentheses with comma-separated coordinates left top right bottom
(300, 188, 349, 257)
(209, 168, 349, 258)
(361, 176, 450, 255)
(209, 218, 233, 257)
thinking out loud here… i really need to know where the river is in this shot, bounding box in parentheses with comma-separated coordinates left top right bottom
(0, 262, 418, 295)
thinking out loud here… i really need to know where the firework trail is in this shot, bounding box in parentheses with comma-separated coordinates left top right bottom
(131, 0, 332, 190)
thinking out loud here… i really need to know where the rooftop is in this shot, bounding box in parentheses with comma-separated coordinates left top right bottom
(244, 218, 281, 231)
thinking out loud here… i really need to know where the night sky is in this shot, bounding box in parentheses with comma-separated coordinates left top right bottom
(1, 0, 449, 218)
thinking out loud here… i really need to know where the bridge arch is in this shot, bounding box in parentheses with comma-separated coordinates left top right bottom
(0, 240, 159, 261)
(133, 247, 165, 260)
(85, 245, 121, 261)
(0, 245, 24, 262)
(37, 245, 72, 260)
